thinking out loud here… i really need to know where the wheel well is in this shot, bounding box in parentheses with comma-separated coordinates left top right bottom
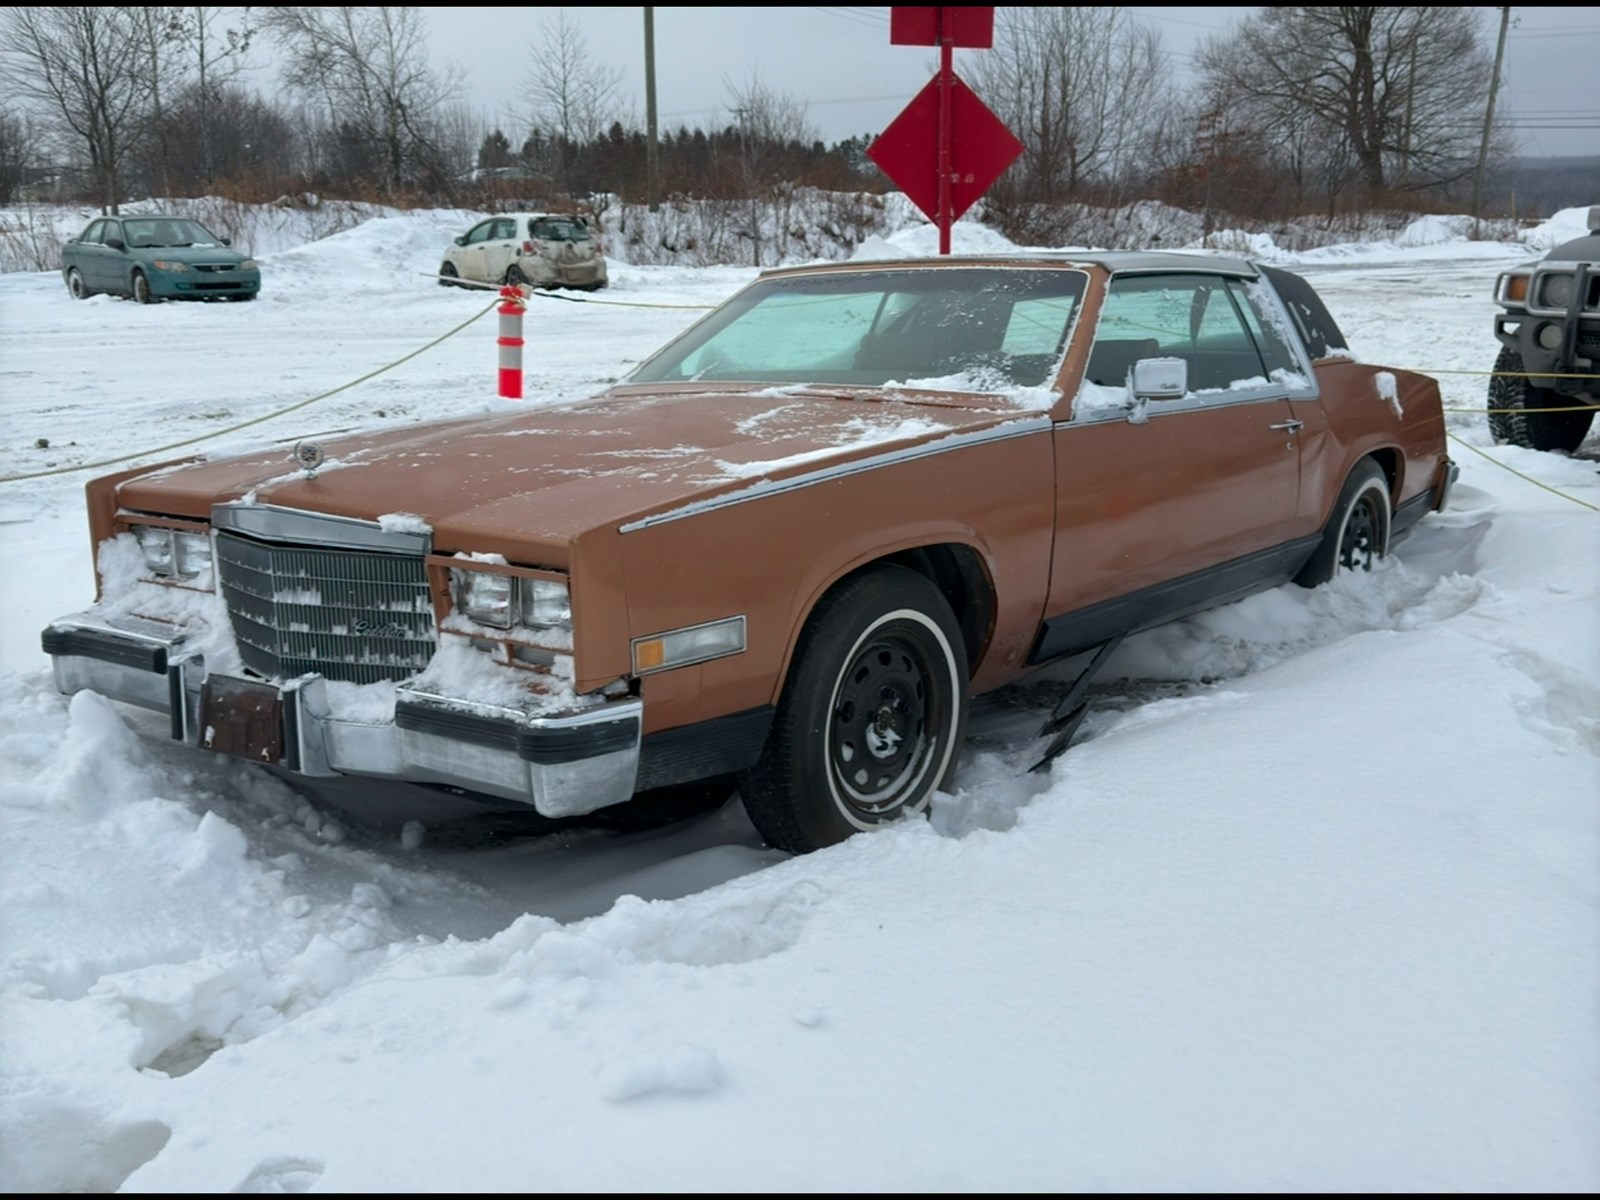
(865, 544, 994, 677)
(1365, 447, 1400, 506)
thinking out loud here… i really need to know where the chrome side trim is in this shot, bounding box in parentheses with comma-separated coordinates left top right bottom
(212, 503, 431, 555)
(619, 417, 1052, 532)
(1064, 390, 1312, 428)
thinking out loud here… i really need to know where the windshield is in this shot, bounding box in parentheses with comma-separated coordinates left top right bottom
(630, 267, 1087, 390)
(122, 218, 226, 248)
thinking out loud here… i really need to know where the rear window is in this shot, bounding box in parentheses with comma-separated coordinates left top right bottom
(529, 218, 590, 242)
(1257, 265, 1348, 359)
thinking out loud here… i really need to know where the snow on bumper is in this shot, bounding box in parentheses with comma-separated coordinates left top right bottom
(40, 611, 641, 818)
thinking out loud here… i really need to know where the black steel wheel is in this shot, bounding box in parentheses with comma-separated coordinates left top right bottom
(66, 267, 90, 300)
(1295, 458, 1391, 587)
(739, 564, 968, 853)
(505, 264, 528, 287)
(438, 261, 460, 287)
(1487, 346, 1595, 453)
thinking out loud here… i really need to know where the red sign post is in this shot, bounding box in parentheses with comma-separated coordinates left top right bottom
(868, 7, 1020, 255)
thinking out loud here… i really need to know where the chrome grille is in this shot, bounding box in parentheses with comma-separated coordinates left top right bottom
(216, 531, 435, 684)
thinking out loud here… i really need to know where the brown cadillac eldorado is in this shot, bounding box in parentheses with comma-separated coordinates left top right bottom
(43, 254, 1458, 852)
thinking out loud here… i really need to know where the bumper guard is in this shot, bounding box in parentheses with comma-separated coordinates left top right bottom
(42, 612, 641, 818)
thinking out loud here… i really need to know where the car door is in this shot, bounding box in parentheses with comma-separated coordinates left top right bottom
(75, 219, 119, 289)
(1038, 271, 1313, 659)
(479, 218, 520, 282)
(454, 219, 499, 282)
(65, 220, 99, 287)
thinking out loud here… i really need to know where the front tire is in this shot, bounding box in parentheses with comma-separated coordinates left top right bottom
(131, 270, 154, 304)
(740, 565, 968, 854)
(438, 261, 459, 287)
(1295, 459, 1391, 588)
(1488, 346, 1595, 452)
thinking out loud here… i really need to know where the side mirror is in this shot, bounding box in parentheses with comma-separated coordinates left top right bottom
(1125, 357, 1187, 425)
(105, 237, 125, 251)
(454, 235, 467, 246)
(1131, 357, 1187, 402)
(220, 237, 231, 246)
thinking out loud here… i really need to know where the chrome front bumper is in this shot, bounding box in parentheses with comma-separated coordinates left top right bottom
(42, 612, 642, 818)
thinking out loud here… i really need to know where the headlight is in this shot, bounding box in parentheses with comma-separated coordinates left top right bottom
(1540, 273, 1574, 308)
(135, 525, 174, 574)
(454, 569, 572, 636)
(460, 571, 514, 628)
(238, 259, 258, 271)
(521, 579, 570, 628)
(133, 526, 211, 581)
(173, 531, 212, 578)
(150, 260, 190, 272)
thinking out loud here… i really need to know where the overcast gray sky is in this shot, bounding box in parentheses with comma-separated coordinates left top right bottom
(412, 6, 1598, 159)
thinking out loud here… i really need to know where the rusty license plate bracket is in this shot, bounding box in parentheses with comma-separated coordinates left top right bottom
(199, 676, 284, 764)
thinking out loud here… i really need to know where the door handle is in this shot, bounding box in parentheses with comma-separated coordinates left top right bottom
(1268, 419, 1305, 432)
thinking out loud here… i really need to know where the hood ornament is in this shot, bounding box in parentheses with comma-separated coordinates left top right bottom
(291, 440, 325, 478)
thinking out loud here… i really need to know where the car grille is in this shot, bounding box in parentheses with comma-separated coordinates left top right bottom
(215, 532, 436, 684)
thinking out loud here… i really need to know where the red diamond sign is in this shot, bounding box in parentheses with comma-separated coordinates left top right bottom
(868, 74, 1022, 226)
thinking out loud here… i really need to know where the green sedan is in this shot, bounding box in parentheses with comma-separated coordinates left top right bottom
(61, 215, 261, 303)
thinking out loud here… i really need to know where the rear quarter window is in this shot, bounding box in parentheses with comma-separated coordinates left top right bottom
(1257, 265, 1349, 360)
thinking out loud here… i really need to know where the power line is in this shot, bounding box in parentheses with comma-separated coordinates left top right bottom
(810, 7, 888, 32)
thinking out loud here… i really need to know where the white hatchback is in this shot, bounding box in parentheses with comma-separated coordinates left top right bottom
(439, 212, 608, 291)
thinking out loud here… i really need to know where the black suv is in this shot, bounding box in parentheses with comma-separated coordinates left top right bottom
(1489, 206, 1599, 452)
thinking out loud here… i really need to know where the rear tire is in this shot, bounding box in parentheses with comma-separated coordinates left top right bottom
(739, 564, 968, 854)
(505, 264, 527, 287)
(1295, 459, 1391, 587)
(66, 267, 91, 299)
(1488, 346, 1595, 452)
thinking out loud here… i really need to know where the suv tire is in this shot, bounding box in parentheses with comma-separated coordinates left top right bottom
(1488, 347, 1595, 453)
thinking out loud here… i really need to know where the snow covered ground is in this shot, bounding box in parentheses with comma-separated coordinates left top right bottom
(1, 212, 1597, 1192)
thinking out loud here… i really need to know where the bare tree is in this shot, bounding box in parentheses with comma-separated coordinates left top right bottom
(524, 11, 623, 147)
(265, 6, 461, 195)
(160, 83, 295, 194)
(0, 105, 35, 203)
(968, 7, 1170, 206)
(723, 74, 817, 265)
(1196, 6, 1501, 197)
(0, 6, 152, 212)
(171, 6, 257, 185)
(131, 7, 186, 198)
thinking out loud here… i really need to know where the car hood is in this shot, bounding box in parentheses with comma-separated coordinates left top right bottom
(134, 245, 250, 266)
(115, 388, 1037, 565)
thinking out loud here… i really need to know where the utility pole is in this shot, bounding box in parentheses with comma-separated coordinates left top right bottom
(644, 6, 659, 212)
(1472, 5, 1510, 235)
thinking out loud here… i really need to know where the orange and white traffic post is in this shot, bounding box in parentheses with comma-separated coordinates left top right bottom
(497, 284, 526, 399)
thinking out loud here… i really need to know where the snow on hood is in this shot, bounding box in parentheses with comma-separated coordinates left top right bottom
(111, 389, 1020, 556)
